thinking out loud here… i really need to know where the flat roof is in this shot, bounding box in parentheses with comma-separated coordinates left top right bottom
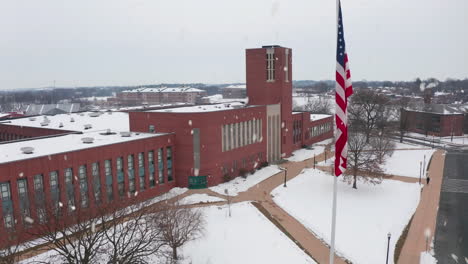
(147, 102, 251, 113)
(0, 131, 169, 164)
(224, 84, 246, 89)
(1, 111, 129, 132)
(310, 114, 332, 121)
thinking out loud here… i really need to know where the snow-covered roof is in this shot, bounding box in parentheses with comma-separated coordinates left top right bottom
(121, 87, 205, 93)
(405, 104, 465, 115)
(148, 102, 248, 113)
(224, 84, 246, 89)
(310, 114, 332, 121)
(20, 103, 81, 116)
(2, 112, 129, 132)
(0, 113, 9, 119)
(0, 131, 168, 164)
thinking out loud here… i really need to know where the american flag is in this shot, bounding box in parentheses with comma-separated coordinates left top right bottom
(335, 0, 353, 177)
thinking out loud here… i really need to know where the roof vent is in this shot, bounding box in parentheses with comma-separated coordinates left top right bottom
(28, 117, 36, 121)
(79, 113, 85, 116)
(70, 117, 75, 122)
(84, 124, 92, 130)
(59, 122, 64, 128)
(89, 112, 100, 117)
(81, 137, 94, 144)
(20, 147, 34, 154)
(120, 132, 131, 137)
(40, 122, 49, 126)
(100, 128, 116, 135)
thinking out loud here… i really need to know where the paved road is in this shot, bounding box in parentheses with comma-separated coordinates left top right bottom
(434, 149, 468, 263)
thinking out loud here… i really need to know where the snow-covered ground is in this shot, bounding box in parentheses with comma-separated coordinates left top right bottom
(23, 202, 316, 264)
(209, 165, 281, 196)
(177, 202, 316, 264)
(179, 193, 225, 205)
(383, 149, 436, 178)
(272, 169, 420, 264)
(286, 138, 333, 162)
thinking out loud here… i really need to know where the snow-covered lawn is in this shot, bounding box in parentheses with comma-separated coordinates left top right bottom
(286, 138, 333, 162)
(271, 169, 420, 264)
(178, 202, 316, 264)
(179, 193, 225, 205)
(384, 149, 436, 178)
(210, 165, 281, 196)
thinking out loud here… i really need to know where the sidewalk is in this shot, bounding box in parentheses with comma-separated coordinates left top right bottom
(398, 149, 445, 264)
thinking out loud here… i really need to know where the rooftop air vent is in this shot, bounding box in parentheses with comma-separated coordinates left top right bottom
(59, 122, 64, 128)
(120, 132, 131, 137)
(81, 137, 94, 144)
(70, 117, 75, 122)
(84, 124, 92, 130)
(89, 112, 100, 117)
(20, 147, 34, 154)
(28, 117, 36, 121)
(40, 122, 49, 126)
(100, 128, 116, 135)
(79, 113, 85, 116)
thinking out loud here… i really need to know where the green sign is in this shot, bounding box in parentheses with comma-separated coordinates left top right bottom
(188, 176, 207, 189)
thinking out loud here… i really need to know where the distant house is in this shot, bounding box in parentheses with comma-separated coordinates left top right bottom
(401, 104, 466, 137)
(113, 87, 207, 106)
(222, 84, 246, 99)
(19, 103, 81, 116)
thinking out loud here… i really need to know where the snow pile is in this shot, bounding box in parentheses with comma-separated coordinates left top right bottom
(384, 149, 435, 178)
(272, 169, 420, 264)
(178, 202, 316, 264)
(420, 252, 438, 264)
(210, 165, 281, 196)
(179, 193, 225, 205)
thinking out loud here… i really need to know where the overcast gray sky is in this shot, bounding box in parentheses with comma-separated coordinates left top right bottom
(0, 0, 467, 89)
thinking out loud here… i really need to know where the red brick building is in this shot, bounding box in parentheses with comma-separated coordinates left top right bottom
(401, 105, 464, 137)
(113, 87, 206, 106)
(0, 45, 332, 243)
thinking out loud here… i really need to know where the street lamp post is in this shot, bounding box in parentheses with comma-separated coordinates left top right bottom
(423, 155, 426, 178)
(386, 233, 391, 264)
(283, 168, 287, 187)
(419, 161, 422, 185)
(313, 154, 316, 169)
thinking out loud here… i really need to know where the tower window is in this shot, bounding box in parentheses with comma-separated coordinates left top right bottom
(266, 48, 275, 82)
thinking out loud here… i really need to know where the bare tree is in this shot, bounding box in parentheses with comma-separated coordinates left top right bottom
(345, 131, 392, 189)
(28, 203, 108, 264)
(370, 133, 395, 164)
(100, 199, 165, 264)
(0, 229, 24, 264)
(158, 203, 205, 262)
(348, 89, 390, 142)
(304, 97, 332, 114)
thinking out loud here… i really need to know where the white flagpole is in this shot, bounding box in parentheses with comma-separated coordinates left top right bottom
(329, 1, 339, 264)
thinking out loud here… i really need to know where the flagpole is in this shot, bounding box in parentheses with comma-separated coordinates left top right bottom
(329, 0, 340, 263)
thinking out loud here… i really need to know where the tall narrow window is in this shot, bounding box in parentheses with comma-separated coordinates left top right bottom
(1, 182, 14, 228)
(65, 168, 75, 212)
(34, 174, 46, 223)
(138, 153, 145, 190)
(116, 157, 124, 196)
(50, 171, 60, 210)
(148, 151, 156, 187)
(17, 179, 30, 224)
(167, 147, 173, 181)
(158, 148, 164, 184)
(149, 125, 155, 133)
(92, 162, 101, 204)
(105, 160, 113, 201)
(79, 165, 88, 208)
(266, 48, 275, 81)
(128, 155, 135, 193)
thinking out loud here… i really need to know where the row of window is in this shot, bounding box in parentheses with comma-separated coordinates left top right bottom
(0, 132, 31, 142)
(221, 119, 263, 152)
(222, 152, 264, 175)
(0, 147, 173, 229)
(306, 122, 333, 140)
(266, 49, 275, 82)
